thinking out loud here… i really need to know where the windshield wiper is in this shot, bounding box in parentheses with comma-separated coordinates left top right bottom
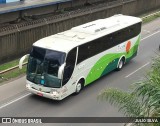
(32, 61, 44, 83)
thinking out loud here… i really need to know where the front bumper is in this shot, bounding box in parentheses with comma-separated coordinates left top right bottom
(27, 86, 62, 101)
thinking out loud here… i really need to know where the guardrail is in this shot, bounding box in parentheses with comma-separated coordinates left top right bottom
(1, 9, 160, 75)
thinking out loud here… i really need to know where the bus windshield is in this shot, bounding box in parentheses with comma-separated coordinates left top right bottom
(27, 47, 66, 88)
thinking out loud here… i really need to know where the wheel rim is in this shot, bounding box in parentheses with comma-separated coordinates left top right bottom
(119, 60, 123, 69)
(76, 83, 81, 93)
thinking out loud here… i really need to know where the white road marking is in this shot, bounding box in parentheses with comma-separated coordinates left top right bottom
(125, 30, 160, 78)
(143, 29, 151, 33)
(125, 62, 150, 78)
(0, 93, 31, 110)
(141, 30, 160, 41)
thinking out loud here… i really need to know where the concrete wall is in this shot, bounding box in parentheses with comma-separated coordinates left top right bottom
(0, 1, 73, 24)
(0, 0, 160, 64)
(0, 0, 113, 24)
(0, 11, 19, 23)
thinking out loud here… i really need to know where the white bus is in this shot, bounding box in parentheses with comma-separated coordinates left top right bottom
(19, 14, 142, 100)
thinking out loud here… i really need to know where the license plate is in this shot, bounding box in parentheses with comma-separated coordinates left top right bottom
(37, 93, 43, 97)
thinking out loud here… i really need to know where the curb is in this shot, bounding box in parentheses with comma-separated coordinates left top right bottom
(141, 10, 160, 20)
(0, 62, 27, 74)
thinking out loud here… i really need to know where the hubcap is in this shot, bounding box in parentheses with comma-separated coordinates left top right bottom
(76, 83, 81, 93)
(119, 60, 123, 69)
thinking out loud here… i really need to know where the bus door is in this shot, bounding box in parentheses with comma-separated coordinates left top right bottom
(61, 47, 77, 93)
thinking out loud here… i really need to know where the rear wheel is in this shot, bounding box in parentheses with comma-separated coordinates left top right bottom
(117, 58, 124, 71)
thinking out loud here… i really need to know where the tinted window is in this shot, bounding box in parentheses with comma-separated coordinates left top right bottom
(62, 48, 77, 85)
(77, 43, 91, 64)
(77, 35, 113, 64)
(27, 47, 66, 88)
(77, 22, 141, 64)
(114, 22, 141, 45)
(30, 47, 45, 60)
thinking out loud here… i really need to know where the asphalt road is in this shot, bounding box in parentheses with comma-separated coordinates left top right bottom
(0, 18, 160, 126)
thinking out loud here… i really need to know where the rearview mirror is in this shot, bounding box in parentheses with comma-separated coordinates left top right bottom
(19, 54, 29, 69)
(58, 63, 66, 79)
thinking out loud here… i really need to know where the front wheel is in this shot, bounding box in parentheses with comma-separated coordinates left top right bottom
(117, 59, 124, 71)
(75, 83, 82, 95)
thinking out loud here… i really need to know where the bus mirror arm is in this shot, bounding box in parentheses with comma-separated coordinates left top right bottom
(19, 54, 29, 69)
(58, 63, 66, 79)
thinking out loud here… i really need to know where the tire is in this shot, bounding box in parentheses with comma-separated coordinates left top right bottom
(75, 82, 82, 95)
(117, 58, 124, 71)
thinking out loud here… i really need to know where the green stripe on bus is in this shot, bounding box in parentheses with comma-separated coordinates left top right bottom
(85, 36, 140, 85)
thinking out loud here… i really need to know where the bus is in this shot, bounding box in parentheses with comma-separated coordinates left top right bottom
(19, 14, 142, 100)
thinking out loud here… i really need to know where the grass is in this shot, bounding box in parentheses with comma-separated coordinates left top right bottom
(139, 8, 160, 24)
(0, 66, 27, 84)
(142, 13, 160, 24)
(0, 59, 20, 71)
(0, 58, 27, 84)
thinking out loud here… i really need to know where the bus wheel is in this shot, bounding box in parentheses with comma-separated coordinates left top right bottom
(75, 82, 82, 94)
(117, 58, 124, 71)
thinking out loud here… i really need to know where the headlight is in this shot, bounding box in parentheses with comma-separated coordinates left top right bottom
(26, 83, 31, 89)
(50, 89, 60, 96)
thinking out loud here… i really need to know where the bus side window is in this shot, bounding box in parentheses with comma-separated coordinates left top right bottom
(62, 48, 77, 85)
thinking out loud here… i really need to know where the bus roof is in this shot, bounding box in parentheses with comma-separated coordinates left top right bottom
(33, 14, 142, 53)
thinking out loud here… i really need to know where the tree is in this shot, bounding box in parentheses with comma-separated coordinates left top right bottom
(98, 57, 160, 126)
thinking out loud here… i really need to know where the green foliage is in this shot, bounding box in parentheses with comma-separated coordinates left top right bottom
(98, 56, 160, 126)
(132, 57, 160, 117)
(0, 58, 28, 84)
(0, 66, 26, 84)
(0, 59, 19, 71)
(98, 88, 142, 117)
(142, 13, 160, 24)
